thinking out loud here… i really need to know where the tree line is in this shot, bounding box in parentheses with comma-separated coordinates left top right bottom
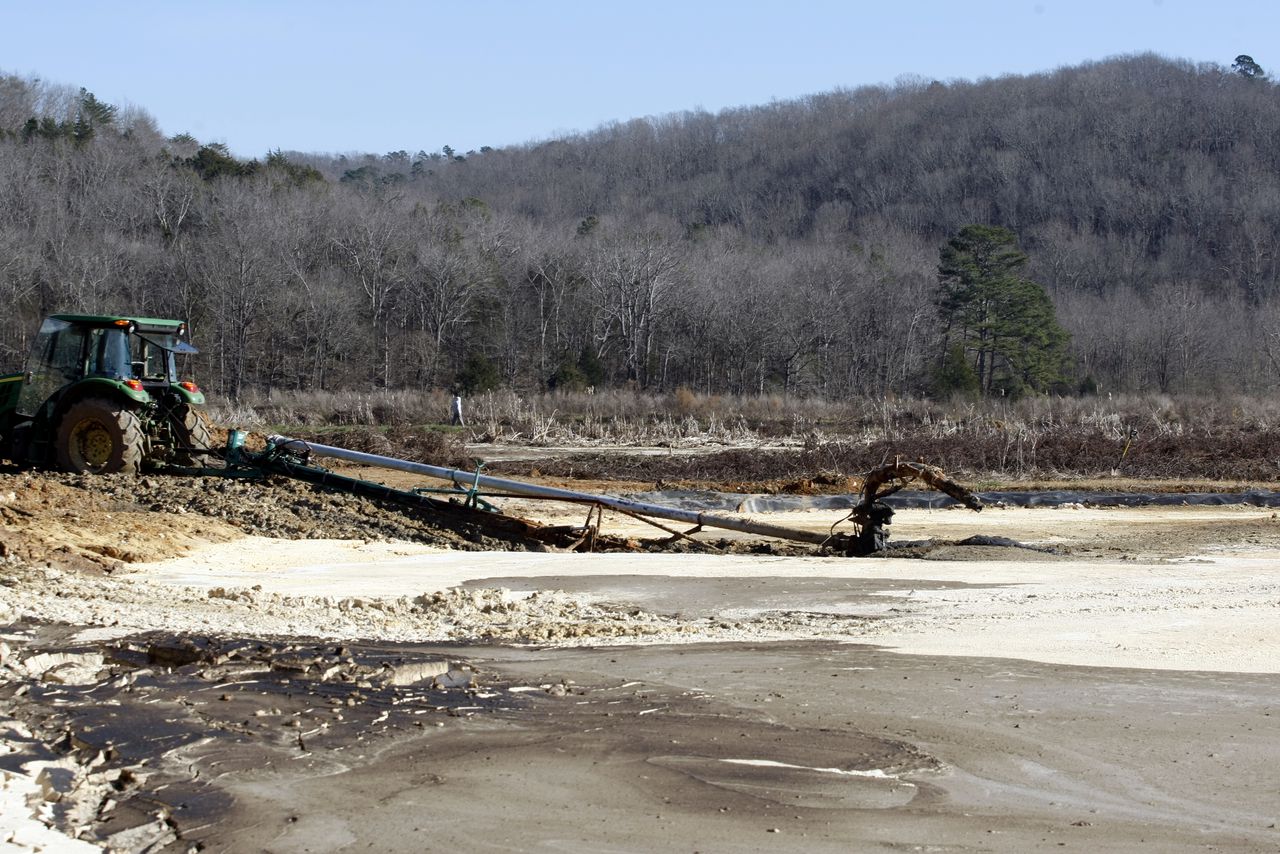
(1, 52, 1278, 401)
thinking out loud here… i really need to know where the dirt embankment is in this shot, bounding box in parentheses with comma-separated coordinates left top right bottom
(0, 468, 559, 576)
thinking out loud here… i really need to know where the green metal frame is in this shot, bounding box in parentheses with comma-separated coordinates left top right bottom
(410, 460, 499, 512)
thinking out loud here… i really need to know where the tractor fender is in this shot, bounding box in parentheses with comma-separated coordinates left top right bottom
(46, 379, 150, 429)
(70, 377, 152, 406)
(169, 382, 206, 406)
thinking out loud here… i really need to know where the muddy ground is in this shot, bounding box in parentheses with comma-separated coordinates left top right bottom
(2, 452, 1280, 852)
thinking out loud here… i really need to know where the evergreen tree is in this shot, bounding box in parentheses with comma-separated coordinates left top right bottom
(265, 149, 325, 185)
(576, 346, 604, 387)
(78, 88, 117, 126)
(1233, 54, 1267, 80)
(936, 225, 1070, 396)
(932, 343, 980, 398)
(457, 352, 501, 395)
(188, 143, 256, 180)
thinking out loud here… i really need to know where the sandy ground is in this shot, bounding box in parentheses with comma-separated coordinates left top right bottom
(102, 504, 1280, 673)
(4, 479, 1280, 851)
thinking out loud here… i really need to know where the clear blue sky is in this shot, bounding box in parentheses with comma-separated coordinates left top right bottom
(1, 0, 1272, 158)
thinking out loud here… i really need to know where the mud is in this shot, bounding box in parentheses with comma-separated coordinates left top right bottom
(3, 627, 1276, 852)
(0, 623, 496, 851)
(0, 468, 556, 578)
(4, 456, 1280, 851)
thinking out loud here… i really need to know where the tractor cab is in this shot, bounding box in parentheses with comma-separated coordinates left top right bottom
(1, 314, 211, 474)
(15, 316, 201, 415)
(134, 329, 200, 395)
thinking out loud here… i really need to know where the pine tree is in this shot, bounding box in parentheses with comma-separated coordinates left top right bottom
(936, 225, 1070, 396)
(1233, 54, 1267, 80)
(932, 343, 980, 398)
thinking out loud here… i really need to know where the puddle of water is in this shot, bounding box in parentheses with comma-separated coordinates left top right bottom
(2, 625, 521, 847)
(649, 754, 919, 809)
(719, 758, 907, 779)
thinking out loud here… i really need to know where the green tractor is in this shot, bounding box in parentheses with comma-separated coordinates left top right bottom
(0, 314, 214, 474)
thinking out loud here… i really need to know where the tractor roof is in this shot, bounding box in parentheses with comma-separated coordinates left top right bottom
(51, 314, 186, 331)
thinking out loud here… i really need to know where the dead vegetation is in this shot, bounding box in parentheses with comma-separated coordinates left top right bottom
(283, 425, 473, 469)
(209, 390, 1280, 485)
(486, 430, 1280, 486)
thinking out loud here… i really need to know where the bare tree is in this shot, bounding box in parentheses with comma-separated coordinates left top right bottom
(331, 192, 409, 387)
(585, 227, 681, 386)
(188, 183, 281, 399)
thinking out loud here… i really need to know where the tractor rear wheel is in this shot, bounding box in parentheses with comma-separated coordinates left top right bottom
(172, 406, 214, 466)
(56, 397, 144, 474)
(3, 423, 30, 466)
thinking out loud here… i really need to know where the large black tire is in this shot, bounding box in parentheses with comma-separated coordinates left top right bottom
(5, 423, 31, 466)
(172, 405, 214, 466)
(56, 397, 144, 474)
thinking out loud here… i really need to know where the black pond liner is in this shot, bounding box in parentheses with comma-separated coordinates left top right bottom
(625, 489, 1280, 512)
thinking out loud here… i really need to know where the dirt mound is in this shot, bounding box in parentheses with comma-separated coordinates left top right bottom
(287, 427, 471, 468)
(0, 468, 547, 577)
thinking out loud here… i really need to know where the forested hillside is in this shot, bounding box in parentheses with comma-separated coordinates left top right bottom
(2, 53, 1278, 400)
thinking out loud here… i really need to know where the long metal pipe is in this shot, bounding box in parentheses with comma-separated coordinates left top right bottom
(267, 435, 845, 547)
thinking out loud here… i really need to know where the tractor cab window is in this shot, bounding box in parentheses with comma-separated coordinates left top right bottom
(16, 318, 86, 417)
(133, 333, 186, 383)
(87, 328, 132, 380)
